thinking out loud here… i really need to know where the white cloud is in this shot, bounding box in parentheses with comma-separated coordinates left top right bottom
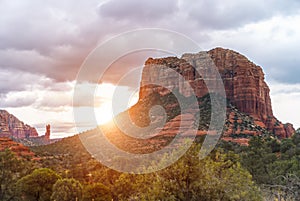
(269, 81, 300, 129)
(203, 14, 300, 83)
(0, 91, 36, 107)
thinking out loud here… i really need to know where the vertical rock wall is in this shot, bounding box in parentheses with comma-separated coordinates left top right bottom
(139, 48, 295, 138)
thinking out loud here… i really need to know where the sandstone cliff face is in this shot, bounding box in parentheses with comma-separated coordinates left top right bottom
(139, 48, 295, 138)
(0, 110, 38, 138)
(207, 48, 272, 121)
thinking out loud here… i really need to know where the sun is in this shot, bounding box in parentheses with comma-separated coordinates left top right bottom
(94, 102, 113, 125)
(94, 83, 139, 125)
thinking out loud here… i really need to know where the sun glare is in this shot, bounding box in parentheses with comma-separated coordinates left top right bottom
(94, 83, 139, 125)
(95, 102, 113, 125)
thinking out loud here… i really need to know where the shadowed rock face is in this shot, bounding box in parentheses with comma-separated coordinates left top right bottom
(139, 47, 295, 138)
(0, 110, 38, 138)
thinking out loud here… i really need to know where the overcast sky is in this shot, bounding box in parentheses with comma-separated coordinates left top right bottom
(0, 0, 299, 137)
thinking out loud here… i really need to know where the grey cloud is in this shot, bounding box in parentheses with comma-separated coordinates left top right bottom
(0, 68, 74, 96)
(98, 0, 178, 22)
(0, 72, 76, 109)
(35, 94, 71, 108)
(0, 47, 87, 82)
(270, 65, 300, 84)
(0, 70, 27, 93)
(0, 97, 35, 108)
(202, 12, 300, 84)
(272, 88, 300, 95)
(0, 49, 56, 73)
(1, 0, 299, 91)
(0, 69, 45, 94)
(0, 0, 299, 135)
(248, 47, 300, 84)
(0, 0, 103, 82)
(232, 49, 300, 84)
(182, 0, 300, 30)
(0, 0, 189, 85)
(0, 0, 100, 52)
(0, 92, 36, 107)
(44, 81, 74, 92)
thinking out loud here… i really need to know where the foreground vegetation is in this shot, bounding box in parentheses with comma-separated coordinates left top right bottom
(1, 130, 299, 200)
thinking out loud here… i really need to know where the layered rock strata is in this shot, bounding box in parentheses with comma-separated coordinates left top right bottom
(139, 48, 295, 138)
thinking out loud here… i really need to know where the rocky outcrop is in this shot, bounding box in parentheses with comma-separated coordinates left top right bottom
(0, 110, 39, 138)
(284, 123, 295, 138)
(139, 48, 295, 138)
(0, 137, 35, 158)
(207, 48, 295, 138)
(207, 48, 272, 121)
(45, 124, 51, 140)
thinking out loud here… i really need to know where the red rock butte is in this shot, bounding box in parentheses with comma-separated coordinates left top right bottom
(139, 47, 295, 138)
(0, 110, 38, 138)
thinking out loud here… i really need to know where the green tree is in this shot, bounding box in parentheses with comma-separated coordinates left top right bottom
(241, 136, 277, 184)
(83, 183, 111, 201)
(152, 145, 262, 201)
(237, 135, 300, 200)
(0, 149, 31, 201)
(112, 172, 158, 200)
(280, 138, 295, 154)
(17, 168, 61, 201)
(111, 144, 262, 201)
(51, 178, 82, 201)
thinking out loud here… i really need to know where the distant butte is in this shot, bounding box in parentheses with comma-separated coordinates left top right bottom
(0, 110, 38, 138)
(0, 110, 58, 146)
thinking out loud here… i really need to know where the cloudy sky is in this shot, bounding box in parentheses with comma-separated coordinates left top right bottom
(0, 0, 299, 138)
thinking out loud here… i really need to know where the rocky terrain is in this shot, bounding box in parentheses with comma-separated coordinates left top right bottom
(0, 137, 35, 158)
(0, 110, 58, 146)
(0, 48, 295, 149)
(0, 110, 38, 138)
(139, 48, 295, 139)
(101, 48, 295, 149)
